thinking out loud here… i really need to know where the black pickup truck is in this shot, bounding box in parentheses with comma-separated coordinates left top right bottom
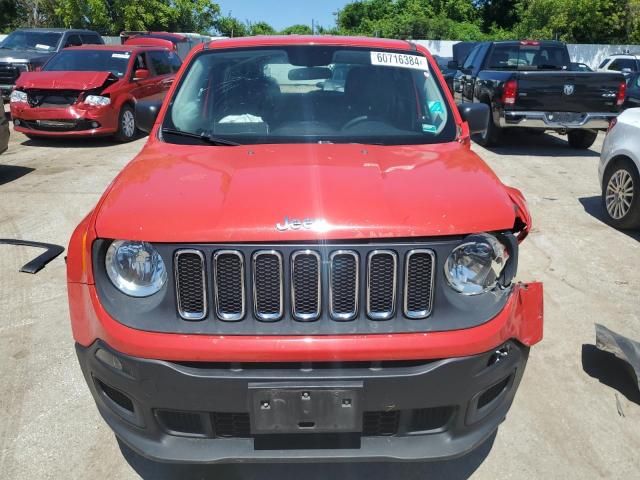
(450, 40, 626, 149)
(0, 28, 103, 100)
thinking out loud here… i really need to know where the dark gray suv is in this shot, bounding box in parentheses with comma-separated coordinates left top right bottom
(0, 28, 103, 100)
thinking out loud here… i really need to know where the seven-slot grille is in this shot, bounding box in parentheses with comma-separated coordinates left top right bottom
(173, 247, 435, 322)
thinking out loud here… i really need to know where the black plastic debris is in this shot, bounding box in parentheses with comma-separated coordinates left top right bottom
(0, 239, 65, 274)
(595, 324, 640, 393)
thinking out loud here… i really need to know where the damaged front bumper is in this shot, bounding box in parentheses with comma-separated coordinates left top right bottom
(11, 103, 118, 137)
(70, 282, 543, 463)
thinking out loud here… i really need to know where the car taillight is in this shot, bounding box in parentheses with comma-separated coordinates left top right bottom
(616, 81, 626, 106)
(501, 80, 518, 105)
(607, 117, 617, 132)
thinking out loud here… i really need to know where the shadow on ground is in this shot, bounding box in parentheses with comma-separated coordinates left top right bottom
(118, 432, 496, 480)
(0, 164, 34, 186)
(480, 131, 600, 158)
(20, 136, 134, 149)
(578, 196, 640, 243)
(582, 344, 640, 406)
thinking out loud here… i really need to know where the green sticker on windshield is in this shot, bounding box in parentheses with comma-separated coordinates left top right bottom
(422, 124, 437, 133)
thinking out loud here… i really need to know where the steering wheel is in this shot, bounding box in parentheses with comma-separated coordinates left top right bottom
(342, 115, 371, 130)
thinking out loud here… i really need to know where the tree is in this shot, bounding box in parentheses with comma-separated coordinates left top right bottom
(280, 24, 313, 35)
(215, 15, 248, 37)
(248, 21, 276, 36)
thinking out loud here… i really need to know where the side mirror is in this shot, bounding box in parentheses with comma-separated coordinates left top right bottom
(447, 60, 459, 70)
(134, 69, 150, 81)
(458, 102, 489, 135)
(135, 97, 163, 133)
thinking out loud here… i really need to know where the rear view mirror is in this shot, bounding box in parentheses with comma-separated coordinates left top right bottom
(457, 103, 489, 135)
(288, 67, 332, 81)
(135, 97, 163, 133)
(134, 69, 150, 81)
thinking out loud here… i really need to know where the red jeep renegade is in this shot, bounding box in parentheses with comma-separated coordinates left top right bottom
(67, 36, 543, 463)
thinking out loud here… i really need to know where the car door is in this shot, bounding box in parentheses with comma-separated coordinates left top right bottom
(456, 45, 479, 103)
(147, 50, 175, 96)
(129, 52, 156, 100)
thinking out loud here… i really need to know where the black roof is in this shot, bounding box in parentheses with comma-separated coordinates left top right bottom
(13, 28, 100, 34)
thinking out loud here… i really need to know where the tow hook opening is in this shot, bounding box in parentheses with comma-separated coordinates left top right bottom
(488, 345, 511, 367)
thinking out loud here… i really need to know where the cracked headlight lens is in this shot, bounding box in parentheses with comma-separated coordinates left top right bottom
(105, 240, 167, 297)
(444, 233, 509, 295)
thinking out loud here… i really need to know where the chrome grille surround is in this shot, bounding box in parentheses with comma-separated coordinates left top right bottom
(329, 250, 359, 321)
(174, 249, 207, 321)
(252, 250, 284, 321)
(366, 250, 398, 320)
(403, 249, 436, 319)
(213, 250, 245, 321)
(291, 250, 322, 321)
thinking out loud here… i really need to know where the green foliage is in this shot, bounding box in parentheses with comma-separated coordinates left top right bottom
(280, 24, 313, 35)
(248, 21, 277, 36)
(214, 16, 248, 37)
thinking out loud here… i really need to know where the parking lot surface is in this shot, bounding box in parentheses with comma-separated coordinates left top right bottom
(1, 120, 639, 479)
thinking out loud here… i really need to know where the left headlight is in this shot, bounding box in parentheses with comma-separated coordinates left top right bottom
(10, 90, 28, 103)
(105, 240, 167, 297)
(85, 95, 111, 106)
(444, 233, 510, 295)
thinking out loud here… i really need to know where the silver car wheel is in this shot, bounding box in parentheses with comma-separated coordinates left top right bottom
(605, 169, 634, 220)
(122, 110, 136, 138)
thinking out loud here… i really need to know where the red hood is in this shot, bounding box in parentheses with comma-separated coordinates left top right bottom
(95, 142, 520, 242)
(16, 71, 114, 91)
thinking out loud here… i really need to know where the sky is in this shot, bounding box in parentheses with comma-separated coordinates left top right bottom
(216, 0, 351, 31)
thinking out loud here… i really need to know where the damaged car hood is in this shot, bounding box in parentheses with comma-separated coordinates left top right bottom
(15, 71, 115, 91)
(95, 141, 523, 242)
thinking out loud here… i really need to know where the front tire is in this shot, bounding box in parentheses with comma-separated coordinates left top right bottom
(567, 130, 597, 149)
(114, 105, 137, 142)
(602, 158, 640, 229)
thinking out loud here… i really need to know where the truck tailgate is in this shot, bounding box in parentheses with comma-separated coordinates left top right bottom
(514, 71, 624, 112)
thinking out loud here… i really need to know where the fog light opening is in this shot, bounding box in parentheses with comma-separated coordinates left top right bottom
(488, 345, 511, 367)
(95, 348, 123, 371)
(90, 121, 100, 129)
(14, 119, 21, 126)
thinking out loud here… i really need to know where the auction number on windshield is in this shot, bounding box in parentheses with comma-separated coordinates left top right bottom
(370, 51, 429, 70)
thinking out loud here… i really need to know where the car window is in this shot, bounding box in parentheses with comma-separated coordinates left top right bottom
(44, 49, 131, 78)
(148, 51, 172, 75)
(167, 51, 182, 73)
(487, 44, 568, 70)
(462, 46, 479, 70)
(133, 54, 148, 73)
(0, 31, 62, 52)
(164, 46, 456, 146)
(64, 34, 82, 48)
(608, 59, 637, 71)
(598, 59, 610, 69)
(80, 34, 102, 45)
(471, 44, 488, 71)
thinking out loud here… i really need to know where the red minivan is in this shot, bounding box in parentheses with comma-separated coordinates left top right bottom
(10, 45, 181, 141)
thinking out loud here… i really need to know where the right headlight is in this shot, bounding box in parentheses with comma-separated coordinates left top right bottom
(10, 90, 27, 104)
(444, 233, 510, 295)
(105, 240, 167, 297)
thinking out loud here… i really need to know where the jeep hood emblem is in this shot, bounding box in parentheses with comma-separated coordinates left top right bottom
(276, 216, 326, 232)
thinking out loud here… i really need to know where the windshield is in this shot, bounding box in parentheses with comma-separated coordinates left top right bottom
(163, 46, 456, 145)
(44, 50, 131, 78)
(0, 31, 62, 52)
(486, 44, 569, 70)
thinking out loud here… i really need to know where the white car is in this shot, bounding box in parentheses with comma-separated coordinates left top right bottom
(599, 108, 640, 229)
(597, 53, 640, 74)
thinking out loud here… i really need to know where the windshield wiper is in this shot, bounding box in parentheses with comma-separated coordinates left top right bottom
(161, 128, 241, 146)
